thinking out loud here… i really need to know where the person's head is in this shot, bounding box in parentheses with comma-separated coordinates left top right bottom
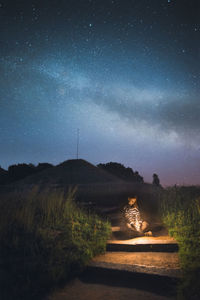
(128, 197, 137, 206)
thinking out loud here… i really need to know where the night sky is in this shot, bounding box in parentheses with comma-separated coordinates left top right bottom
(0, 0, 199, 186)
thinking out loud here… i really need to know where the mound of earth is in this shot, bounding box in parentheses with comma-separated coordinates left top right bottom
(4, 159, 157, 208)
(0, 167, 8, 184)
(15, 159, 124, 186)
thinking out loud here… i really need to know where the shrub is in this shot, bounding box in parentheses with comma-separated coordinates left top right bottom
(161, 186, 200, 300)
(0, 187, 111, 299)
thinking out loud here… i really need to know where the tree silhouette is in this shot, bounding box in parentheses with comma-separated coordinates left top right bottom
(97, 162, 144, 183)
(8, 163, 36, 181)
(35, 163, 53, 173)
(7, 162, 53, 183)
(152, 173, 160, 186)
(0, 167, 8, 184)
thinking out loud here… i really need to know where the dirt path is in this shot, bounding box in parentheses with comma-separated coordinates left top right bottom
(47, 251, 179, 300)
(92, 251, 180, 269)
(47, 233, 179, 300)
(109, 233, 177, 244)
(47, 278, 175, 300)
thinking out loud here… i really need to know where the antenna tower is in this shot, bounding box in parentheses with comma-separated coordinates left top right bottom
(76, 128, 79, 159)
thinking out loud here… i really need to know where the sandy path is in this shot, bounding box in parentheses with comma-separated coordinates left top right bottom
(47, 278, 175, 300)
(47, 232, 179, 300)
(92, 251, 180, 269)
(110, 232, 177, 244)
(47, 251, 179, 300)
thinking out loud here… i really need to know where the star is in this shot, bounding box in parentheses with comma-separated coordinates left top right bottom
(0, 0, 199, 187)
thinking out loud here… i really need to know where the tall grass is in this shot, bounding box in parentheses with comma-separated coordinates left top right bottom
(0, 187, 111, 299)
(161, 186, 200, 300)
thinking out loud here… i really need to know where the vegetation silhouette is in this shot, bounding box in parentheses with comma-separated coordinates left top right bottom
(0, 187, 111, 299)
(0, 163, 53, 184)
(97, 162, 144, 183)
(161, 186, 200, 300)
(152, 173, 161, 187)
(0, 167, 8, 184)
(0, 160, 162, 211)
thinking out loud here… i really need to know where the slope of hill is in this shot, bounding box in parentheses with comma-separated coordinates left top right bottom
(0, 167, 7, 176)
(0, 159, 161, 210)
(0, 167, 8, 184)
(16, 159, 124, 185)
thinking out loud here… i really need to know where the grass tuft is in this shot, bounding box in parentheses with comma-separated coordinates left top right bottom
(161, 186, 200, 300)
(0, 187, 111, 299)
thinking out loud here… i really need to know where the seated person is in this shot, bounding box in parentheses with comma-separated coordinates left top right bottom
(123, 196, 152, 236)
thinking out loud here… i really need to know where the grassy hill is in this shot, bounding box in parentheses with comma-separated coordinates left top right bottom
(0, 167, 8, 184)
(0, 159, 161, 210)
(15, 159, 124, 185)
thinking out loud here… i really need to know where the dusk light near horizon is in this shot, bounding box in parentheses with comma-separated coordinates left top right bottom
(0, 0, 199, 186)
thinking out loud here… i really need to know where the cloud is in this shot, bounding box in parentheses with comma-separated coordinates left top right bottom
(2, 57, 199, 147)
(36, 60, 199, 146)
(83, 81, 200, 146)
(60, 74, 199, 146)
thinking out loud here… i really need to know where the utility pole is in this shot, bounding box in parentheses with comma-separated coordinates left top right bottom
(76, 128, 79, 159)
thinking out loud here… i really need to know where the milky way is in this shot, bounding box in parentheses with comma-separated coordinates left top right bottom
(0, 0, 199, 185)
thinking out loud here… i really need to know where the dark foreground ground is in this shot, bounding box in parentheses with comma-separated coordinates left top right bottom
(46, 235, 179, 300)
(46, 209, 180, 300)
(47, 277, 176, 300)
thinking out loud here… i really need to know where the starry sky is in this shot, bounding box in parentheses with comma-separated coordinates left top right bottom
(0, 0, 199, 186)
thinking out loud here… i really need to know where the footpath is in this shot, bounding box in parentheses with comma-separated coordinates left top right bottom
(47, 229, 181, 300)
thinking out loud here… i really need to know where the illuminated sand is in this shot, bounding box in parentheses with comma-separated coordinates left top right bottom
(48, 225, 180, 300)
(108, 235, 177, 245)
(91, 227, 181, 278)
(92, 251, 180, 268)
(47, 231, 180, 300)
(90, 251, 181, 278)
(48, 278, 175, 300)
